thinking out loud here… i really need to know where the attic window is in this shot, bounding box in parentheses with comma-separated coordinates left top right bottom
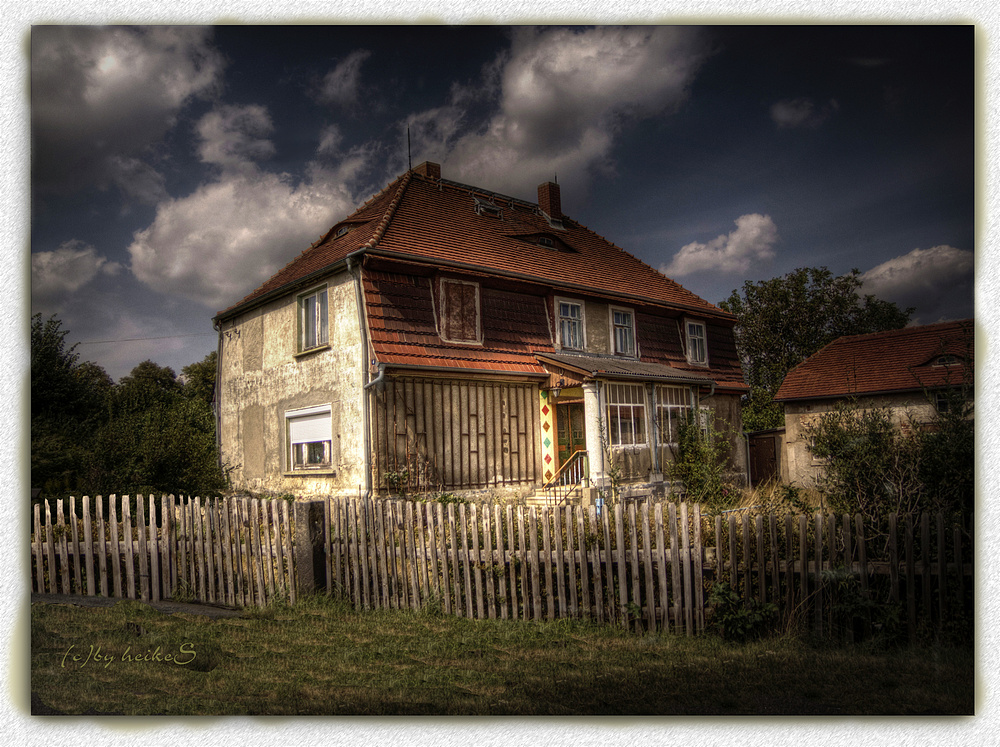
(335, 225, 351, 238)
(474, 196, 502, 219)
(934, 354, 960, 366)
(539, 237, 555, 248)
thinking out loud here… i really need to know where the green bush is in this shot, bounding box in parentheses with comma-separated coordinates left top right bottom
(806, 395, 972, 518)
(707, 582, 778, 642)
(667, 412, 737, 511)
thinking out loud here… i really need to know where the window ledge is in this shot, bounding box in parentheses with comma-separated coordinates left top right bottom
(283, 469, 338, 478)
(294, 343, 331, 359)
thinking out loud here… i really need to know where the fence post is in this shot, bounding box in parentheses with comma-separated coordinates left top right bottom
(294, 501, 326, 598)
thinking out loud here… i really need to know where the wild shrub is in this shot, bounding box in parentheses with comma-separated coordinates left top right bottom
(707, 582, 778, 642)
(667, 411, 737, 512)
(805, 395, 972, 519)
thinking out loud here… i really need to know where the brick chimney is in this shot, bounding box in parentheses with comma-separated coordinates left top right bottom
(538, 181, 561, 220)
(413, 161, 441, 180)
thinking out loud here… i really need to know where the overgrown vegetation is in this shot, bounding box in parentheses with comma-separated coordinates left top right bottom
(805, 393, 973, 520)
(30, 596, 973, 715)
(708, 582, 778, 642)
(666, 411, 739, 512)
(31, 313, 226, 499)
(719, 267, 912, 431)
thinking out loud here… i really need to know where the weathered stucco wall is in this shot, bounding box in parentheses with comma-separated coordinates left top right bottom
(782, 393, 938, 488)
(217, 270, 366, 498)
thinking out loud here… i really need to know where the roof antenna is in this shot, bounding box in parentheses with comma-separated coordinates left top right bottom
(407, 127, 412, 171)
(554, 173, 558, 184)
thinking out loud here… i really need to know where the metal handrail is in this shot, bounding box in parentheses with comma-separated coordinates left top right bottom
(541, 450, 589, 506)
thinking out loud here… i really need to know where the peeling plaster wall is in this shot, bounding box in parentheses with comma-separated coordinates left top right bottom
(217, 270, 366, 498)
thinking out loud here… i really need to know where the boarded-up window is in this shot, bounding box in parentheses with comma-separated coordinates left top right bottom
(440, 279, 480, 342)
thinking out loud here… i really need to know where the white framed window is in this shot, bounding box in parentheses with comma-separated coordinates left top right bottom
(298, 286, 329, 352)
(606, 383, 646, 446)
(611, 307, 636, 357)
(685, 319, 707, 366)
(655, 385, 691, 445)
(557, 299, 584, 350)
(656, 385, 712, 444)
(439, 278, 481, 343)
(286, 405, 333, 471)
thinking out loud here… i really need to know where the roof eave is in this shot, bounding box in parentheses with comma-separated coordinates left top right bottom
(213, 255, 354, 324)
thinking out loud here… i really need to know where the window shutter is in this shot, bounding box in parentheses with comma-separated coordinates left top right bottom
(288, 408, 332, 444)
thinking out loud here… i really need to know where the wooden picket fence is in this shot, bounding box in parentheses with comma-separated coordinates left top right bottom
(30, 494, 296, 608)
(323, 496, 973, 639)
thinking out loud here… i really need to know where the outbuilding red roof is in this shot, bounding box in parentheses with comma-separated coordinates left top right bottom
(774, 319, 974, 402)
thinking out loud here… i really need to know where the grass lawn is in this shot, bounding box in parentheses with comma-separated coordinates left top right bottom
(29, 595, 974, 716)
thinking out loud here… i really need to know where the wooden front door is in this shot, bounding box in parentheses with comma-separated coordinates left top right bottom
(556, 402, 586, 467)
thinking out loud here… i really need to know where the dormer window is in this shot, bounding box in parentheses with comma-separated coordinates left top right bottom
(934, 354, 960, 366)
(474, 196, 502, 219)
(335, 225, 351, 238)
(539, 237, 555, 248)
(685, 320, 708, 366)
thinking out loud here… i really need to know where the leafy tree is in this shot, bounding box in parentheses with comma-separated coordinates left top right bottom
(30, 314, 111, 492)
(181, 351, 217, 407)
(31, 314, 226, 497)
(92, 359, 225, 496)
(719, 268, 912, 431)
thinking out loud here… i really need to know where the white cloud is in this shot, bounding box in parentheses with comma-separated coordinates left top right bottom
(107, 156, 168, 205)
(317, 124, 344, 156)
(197, 104, 276, 169)
(31, 240, 122, 301)
(407, 26, 711, 198)
(662, 214, 779, 277)
(317, 50, 372, 107)
(860, 245, 974, 323)
(32, 26, 224, 196)
(770, 97, 839, 128)
(128, 164, 361, 310)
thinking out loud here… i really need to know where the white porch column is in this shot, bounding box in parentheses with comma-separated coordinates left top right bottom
(582, 381, 606, 488)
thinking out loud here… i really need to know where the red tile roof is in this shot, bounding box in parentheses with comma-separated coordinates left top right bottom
(774, 319, 974, 402)
(216, 164, 745, 390)
(217, 167, 731, 319)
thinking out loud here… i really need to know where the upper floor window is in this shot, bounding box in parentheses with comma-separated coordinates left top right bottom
(558, 300, 583, 350)
(606, 383, 646, 446)
(685, 320, 707, 365)
(299, 286, 329, 352)
(611, 308, 636, 356)
(286, 404, 333, 471)
(439, 279, 481, 343)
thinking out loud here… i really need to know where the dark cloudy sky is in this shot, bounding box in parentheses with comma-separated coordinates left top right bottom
(28, 24, 975, 381)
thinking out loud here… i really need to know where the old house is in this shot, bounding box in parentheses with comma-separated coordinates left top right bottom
(774, 319, 974, 489)
(213, 163, 748, 501)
